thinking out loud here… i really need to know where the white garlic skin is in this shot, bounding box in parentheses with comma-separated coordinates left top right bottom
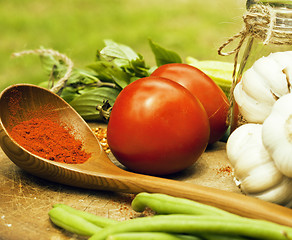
(226, 123, 292, 206)
(234, 51, 292, 124)
(250, 177, 292, 206)
(262, 93, 292, 178)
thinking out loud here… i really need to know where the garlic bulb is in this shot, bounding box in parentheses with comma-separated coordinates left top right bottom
(250, 178, 292, 207)
(234, 51, 292, 123)
(262, 93, 292, 178)
(226, 123, 292, 206)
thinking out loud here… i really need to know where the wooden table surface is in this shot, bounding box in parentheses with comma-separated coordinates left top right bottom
(0, 124, 241, 240)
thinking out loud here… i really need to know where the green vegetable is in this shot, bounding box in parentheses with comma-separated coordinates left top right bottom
(99, 39, 141, 64)
(15, 40, 233, 122)
(199, 234, 248, 240)
(48, 207, 101, 236)
(52, 204, 117, 227)
(87, 61, 133, 89)
(89, 214, 292, 240)
(36, 39, 183, 122)
(69, 87, 120, 121)
(131, 192, 236, 217)
(105, 232, 248, 240)
(97, 39, 150, 79)
(48, 193, 292, 240)
(149, 39, 182, 66)
(186, 56, 234, 98)
(105, 232, 201, 240)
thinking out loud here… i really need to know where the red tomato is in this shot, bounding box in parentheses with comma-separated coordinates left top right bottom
(151, 63, 229, 144)
(107, 76, 209, 176)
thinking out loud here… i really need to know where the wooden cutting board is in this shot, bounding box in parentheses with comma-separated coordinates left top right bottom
(0, 123, 241, 240)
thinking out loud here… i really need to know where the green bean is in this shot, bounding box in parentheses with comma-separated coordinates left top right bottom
(199, 234, 249, 240)
(89, 214, 292, 240)
(105, 232, 202, 240)
(53, 204, 117, 227)
(50, 205, 202, 239)
(49, 207, 101, 236)
(131, 193, 236, 217)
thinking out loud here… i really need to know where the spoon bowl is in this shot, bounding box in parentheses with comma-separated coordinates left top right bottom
(0, 83, 132, 190)
(1, 84, 292, 226)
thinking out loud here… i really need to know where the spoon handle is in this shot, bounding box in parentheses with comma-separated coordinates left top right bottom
(118, 173, 292, 227)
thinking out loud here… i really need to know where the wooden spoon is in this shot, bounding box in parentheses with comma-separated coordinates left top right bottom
(1, 84, 292, 227)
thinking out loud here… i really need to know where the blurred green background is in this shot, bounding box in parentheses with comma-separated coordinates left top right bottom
(0, 0, 246, 92)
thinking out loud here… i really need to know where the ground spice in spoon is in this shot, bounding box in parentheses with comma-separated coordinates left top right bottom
(9, 117, 91, 164)
(6, 88, 91, 164)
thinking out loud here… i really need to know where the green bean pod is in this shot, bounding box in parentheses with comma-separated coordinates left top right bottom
(89, 214, 292, 240)
(199, 234, 249, 240)
(49, 207, 101, 236)
(105, 232, 201, 240)
(53, 204, 117, 227)
(69, 87, 120, 121)
(131, 193, 236, 217)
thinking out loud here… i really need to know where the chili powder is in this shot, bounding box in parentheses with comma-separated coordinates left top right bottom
(9, 117, 91, 164)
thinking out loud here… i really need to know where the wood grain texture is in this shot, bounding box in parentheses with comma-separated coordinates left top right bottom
(0, 84, 292, 240)
(0, 134, 238, 240)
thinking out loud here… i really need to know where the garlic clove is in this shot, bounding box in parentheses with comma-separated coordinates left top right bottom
(270, 141, 292, 178)
(269, 51, 292, 68)
(262, 93, 292, 178)
(226, 124, 271, 180)
(234, 145, 271, 180)
(240, 161, 283, 194)
(227, 123, 292, 206)
(252, 55, 290, 97)
(241, 68, 276, 104)
(226, 124, 261, 166)
(234, 82, 272, 123)
(234, 51, 292, 126)
(269, 51, 292, 90)
(250, 177, 292, 206)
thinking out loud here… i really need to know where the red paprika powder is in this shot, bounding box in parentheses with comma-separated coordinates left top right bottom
(9, 117, 91, 164)
(7, 89, 91, 164)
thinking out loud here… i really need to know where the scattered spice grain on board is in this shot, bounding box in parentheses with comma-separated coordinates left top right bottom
(92, 127, 111, 154)
(216, 166, 233, 175)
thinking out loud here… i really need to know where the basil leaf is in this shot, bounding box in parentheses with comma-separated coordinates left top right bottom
(91, 40, 151, 88)
(149, 39, 182, 66)
(128, 55, 150, 78)
(39, 54, 68, 79)
(59, 86, 80, 103)
(69, 87, 120, 121)
(88, 61, 131, 89)
(99, 39, 140, 67)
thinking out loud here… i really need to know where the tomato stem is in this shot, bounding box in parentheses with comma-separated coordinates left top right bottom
(97, 100, 112, 122)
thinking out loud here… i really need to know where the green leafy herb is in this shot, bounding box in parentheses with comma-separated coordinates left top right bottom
(87, 61, 131, 89)
(37, 39, 183, 121)
(98, 39, 140, 65)
(149, 39, 182, 66)
(89, 39, 151, 88)
(69, 87, 120, 121)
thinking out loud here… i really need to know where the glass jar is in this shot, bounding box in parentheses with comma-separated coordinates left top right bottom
(226, 0, 292, 132)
